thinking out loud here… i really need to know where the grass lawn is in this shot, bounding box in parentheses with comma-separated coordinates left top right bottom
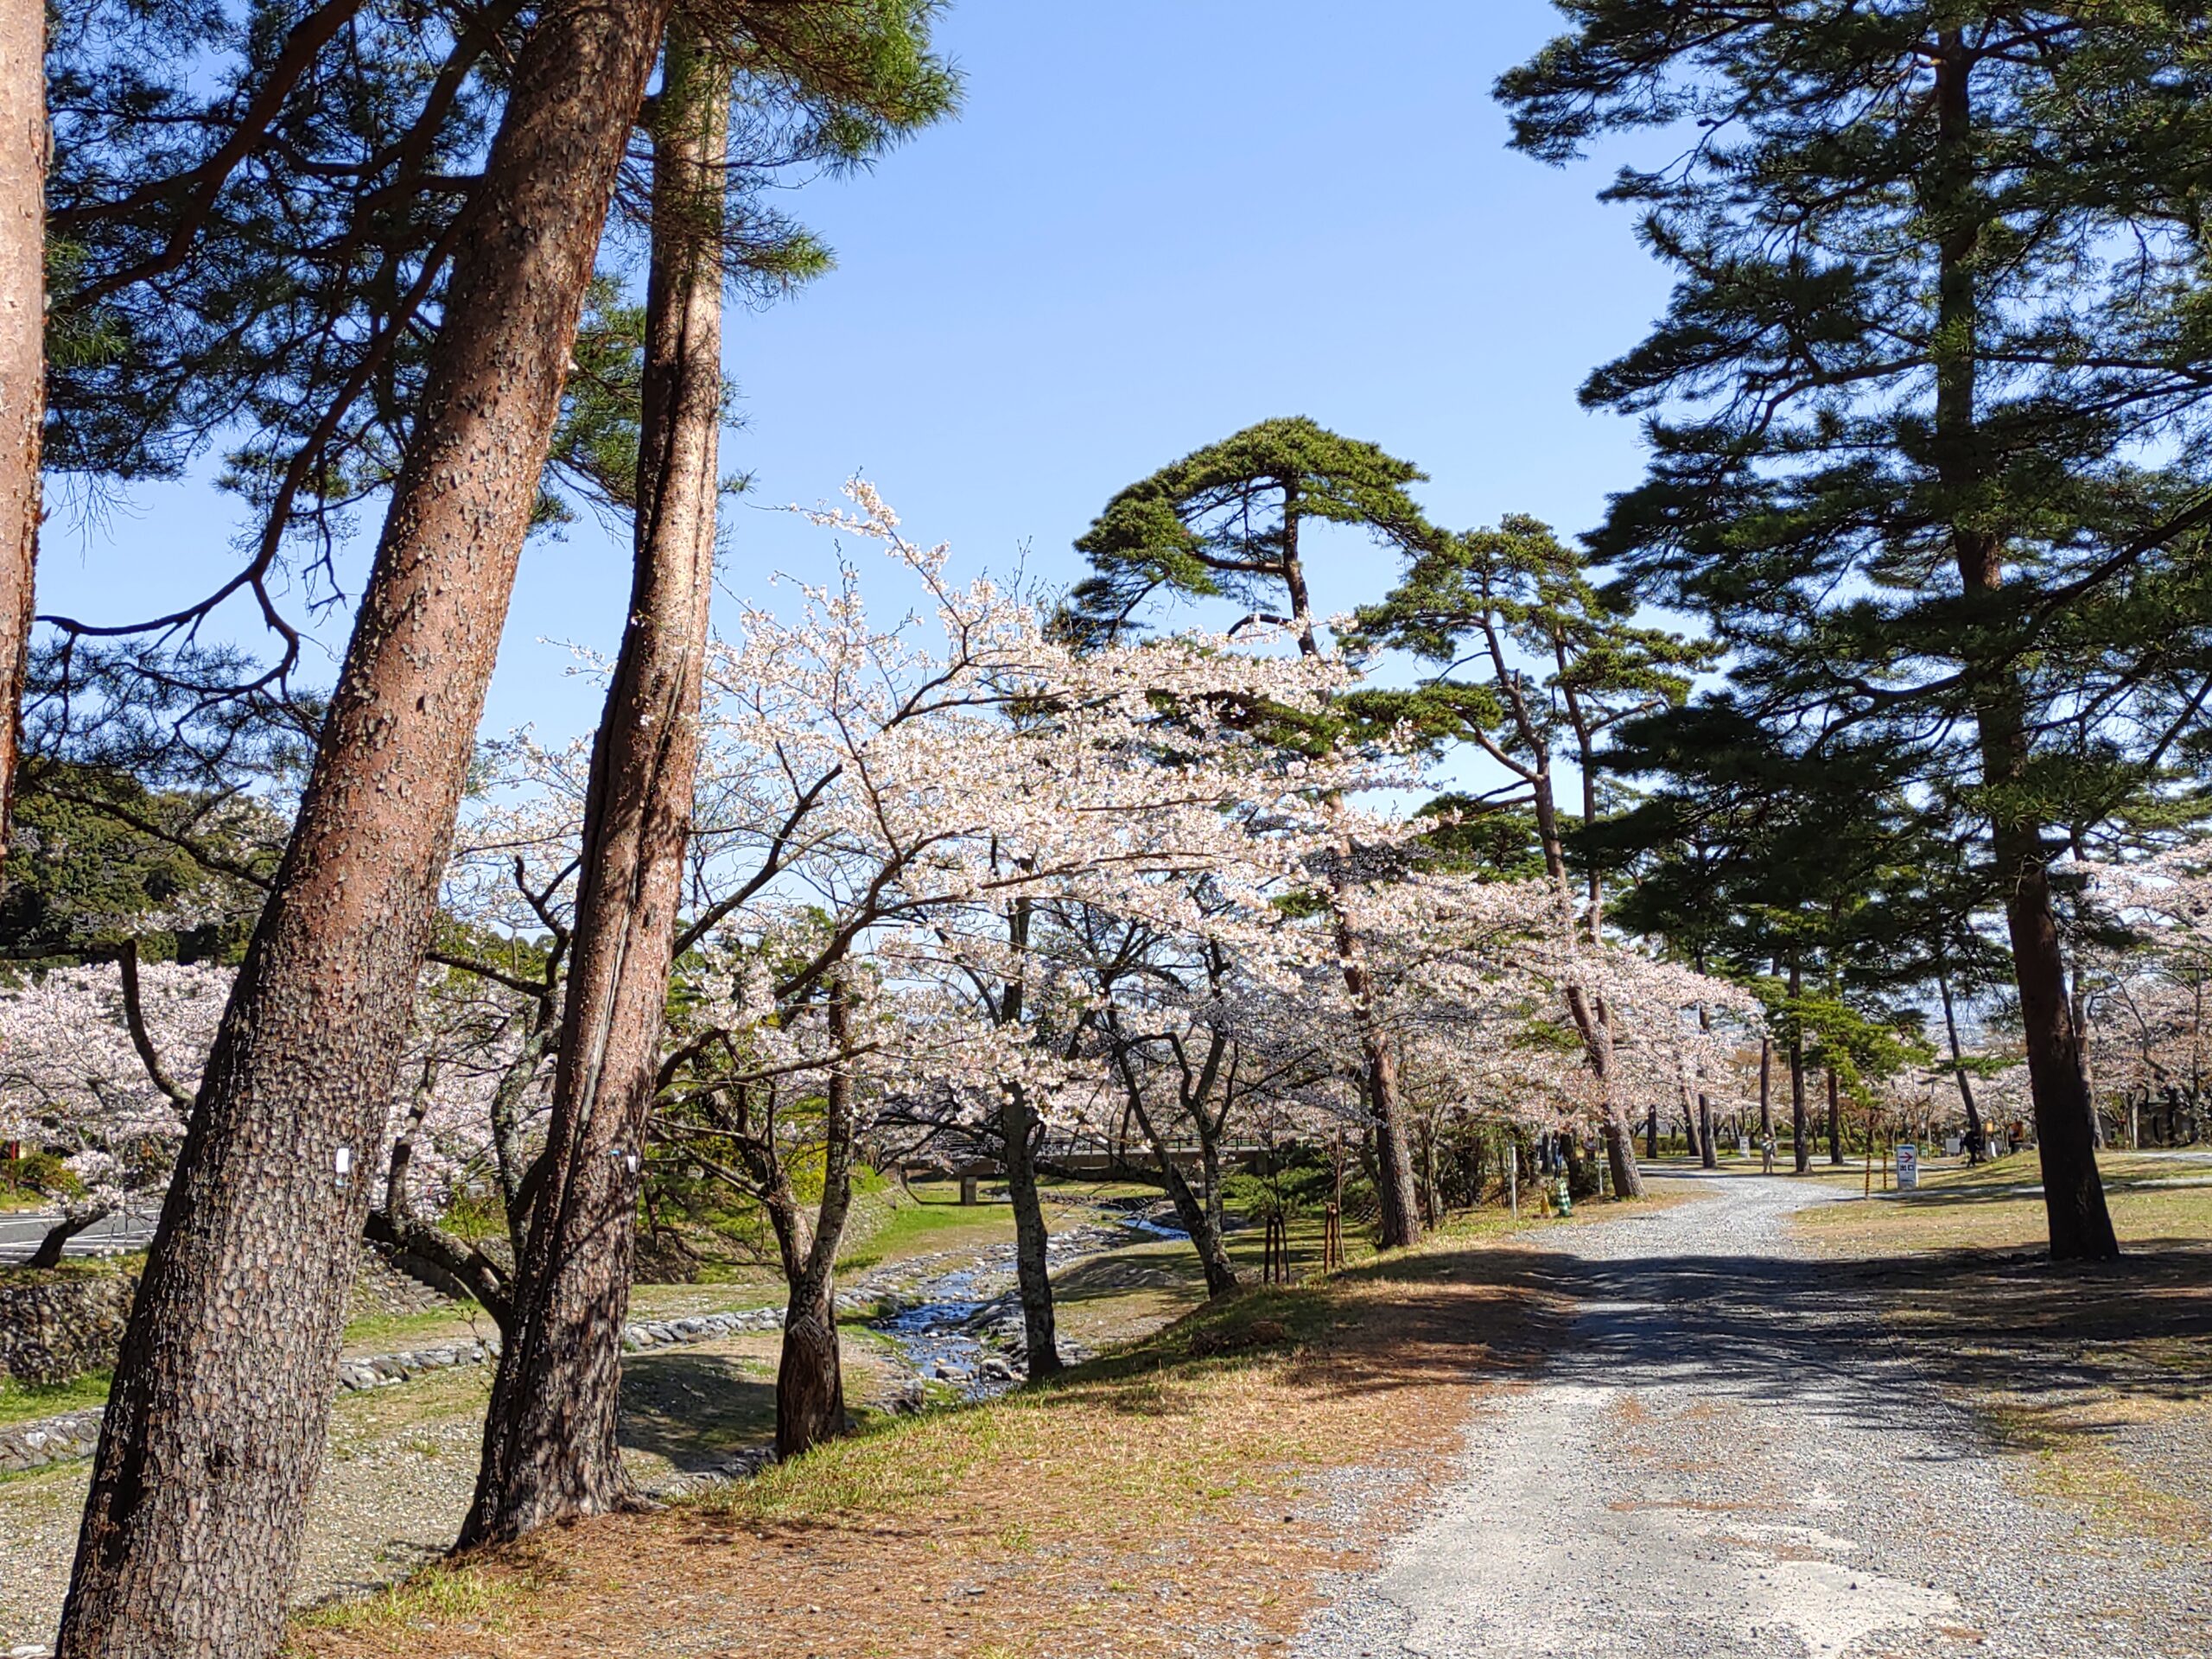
(0, 1369, 110, 1427)
(1796, 1147, 2212, 1254)
(283, 1202, 1592, 1659)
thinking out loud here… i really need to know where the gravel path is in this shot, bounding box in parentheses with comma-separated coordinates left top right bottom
(1295, 1172, 2212, 1659)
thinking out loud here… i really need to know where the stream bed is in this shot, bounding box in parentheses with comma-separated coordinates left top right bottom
(867, 1206, 1188, 1401)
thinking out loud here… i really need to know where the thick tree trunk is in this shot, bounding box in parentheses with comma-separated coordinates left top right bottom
(1698, 1093, 1717, 1170)
(775, 1273, 846, 1459)
(2000, 850, 2117, 1256)
(1827, 1066, 1844, 1166)
(0, 0, 37, 866)
(1600, 1106, 1641, 1200)
(1758, 1037, 1774, 1139)
(1000, 1084, 1061, 1379)
(1680, 1089, 1702, 1161)
(462, 32, 723, 1545)
(55, 5, 671, 1651)
(1358, 1012, 1425, 1245)
(1644, 1103, 1658, 1160)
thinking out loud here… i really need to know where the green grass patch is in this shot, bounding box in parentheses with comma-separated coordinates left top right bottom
(290, 1561, 532, 1640)
(0, 1367, 111, 1425)
(834, 1188, 1014, 1274)
(340, 1304, 492, 1351)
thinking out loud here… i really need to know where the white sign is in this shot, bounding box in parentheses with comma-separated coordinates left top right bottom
(1896, 1143, 1919, 1190)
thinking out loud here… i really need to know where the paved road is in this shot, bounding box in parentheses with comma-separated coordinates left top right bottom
(1295, 1173, 2212, 1659)
(0, 1210, 155, 1265)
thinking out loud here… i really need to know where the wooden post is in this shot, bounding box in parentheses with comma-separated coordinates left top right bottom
(959, 1173, 978, 1206)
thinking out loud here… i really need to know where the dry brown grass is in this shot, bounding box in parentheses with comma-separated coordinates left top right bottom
(287, 1224, 1567, 1659)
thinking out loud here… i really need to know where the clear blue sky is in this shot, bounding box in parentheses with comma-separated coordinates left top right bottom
(36, 0, 1674, 743)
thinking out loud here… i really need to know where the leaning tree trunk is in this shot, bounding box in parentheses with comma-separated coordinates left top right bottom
(1938, 969, 1986, 1162)
(1000, 1082, 1062, 1379)
(0, 0, 39, 868)
(1929, 33, 2113, 1261)
(26, 1212, 99, 1270)
(463, 37, 726, 1545)
(55, 3, 671, 1652)
(1122, 1079, 1238, 1300)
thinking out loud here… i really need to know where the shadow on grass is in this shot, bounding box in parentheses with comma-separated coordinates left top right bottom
(619, 1350, 779, 1471)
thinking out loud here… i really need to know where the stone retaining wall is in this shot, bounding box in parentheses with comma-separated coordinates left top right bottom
(0, 1271, 136, 1386)
(0, 1408, 102, 1475)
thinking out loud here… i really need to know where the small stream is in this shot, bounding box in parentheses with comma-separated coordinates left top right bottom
(868, 1205, 1189, 1400)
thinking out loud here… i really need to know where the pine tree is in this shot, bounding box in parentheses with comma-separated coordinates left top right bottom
(465, 2, 956, 1540)
(1502, 3, 2212, 1258)
(56, 1, 683, 1648)
(0, 0, 36, 874)
(1066, 416, 1443, 1247)
(1350, 513, 1713, 1198)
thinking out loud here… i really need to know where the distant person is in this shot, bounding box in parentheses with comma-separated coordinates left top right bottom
(1760, 1132, 1777, 1176)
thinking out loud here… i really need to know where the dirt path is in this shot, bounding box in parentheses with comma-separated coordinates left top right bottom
(1295, 1173, 2212, 1659)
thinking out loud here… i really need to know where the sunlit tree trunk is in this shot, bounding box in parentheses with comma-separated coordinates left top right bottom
(463, 32, 726, 1543)
(0, 0, 40, 868)
(55, 5, 671, 1651)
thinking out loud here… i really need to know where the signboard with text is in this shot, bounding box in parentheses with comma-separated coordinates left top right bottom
(1896, 1143, 1919, 1191)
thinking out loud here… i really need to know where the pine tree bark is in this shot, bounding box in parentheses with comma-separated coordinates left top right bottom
(0, 0, 40, 866)
(1758, 1035, 1773, 1140)
(462, 34, 723, 1543)
(1827, 1066, 1844, 1166)
(55, 5, 670, 1651)
(1278, 512, 1423, 1250)
(1931, 33, 2113, 1259)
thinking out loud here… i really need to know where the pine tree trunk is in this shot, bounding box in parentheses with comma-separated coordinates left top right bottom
(1931, 34, 2113, 1261)
(0, 0, 39, 866)
(1826, 1066, 1844, 1166)
(462, 29, 723, 1546)
(1000, 1084, 1061, 1379)
(1358, 1009, 1425, 1245)
(1758, 1036, 1774, 1139)
(56, 4, 668, 1650)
